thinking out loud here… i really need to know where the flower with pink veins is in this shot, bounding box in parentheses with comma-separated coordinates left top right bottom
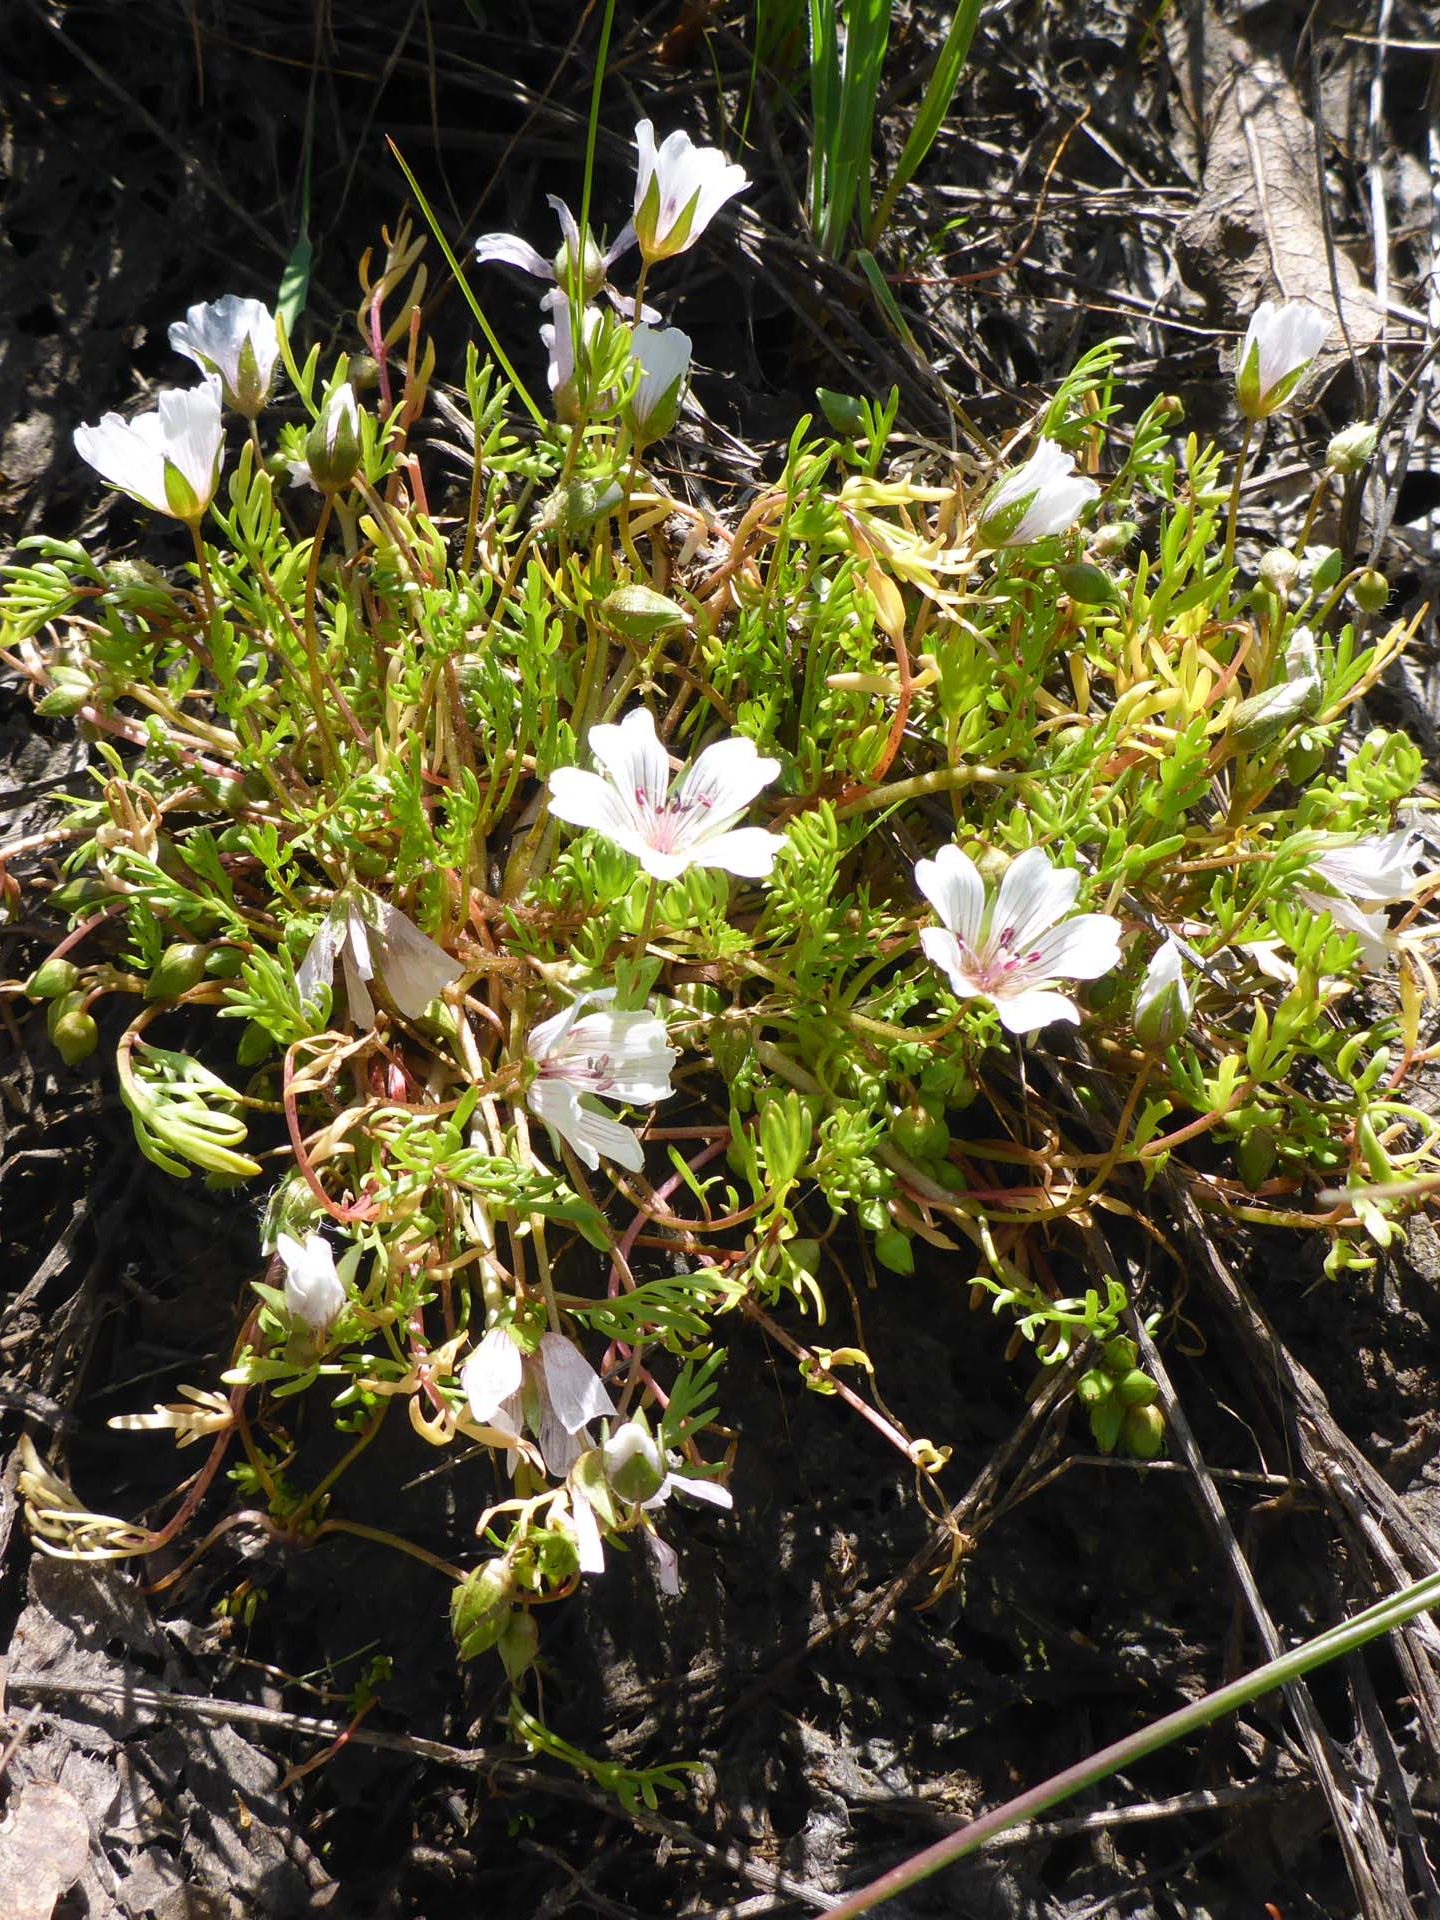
(916, 844, 1123, 1034)
(547, 706, 783, 882)
(526, 989, 678, 1173)
(461, 1327, 616, 1478)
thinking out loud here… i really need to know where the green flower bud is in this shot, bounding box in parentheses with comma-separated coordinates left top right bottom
(600, 584, 689, 642)
(602, 1420, 668, 1504)
(497, 1608, 540, 1683)
(1102, 1336, 1139, 1374)
(1054, 562, 1118, 606)
(1116, 1368, 1160, 1408)
(1285, 735, 1327, 785)
(1228, 674, 1322, 751)
(817, 389, 869, 437)
(146, 941, 209, 1001)
(1089, 1398, 1126, 1455)
(1236, 1128, 1277, 1189)
(36, 663, 96, 718)
(304, 385, 362, 493)
(1122, 1404, 1166, 1459)
(1090, 519, 1138, 558)
(874, 1225, 914, 1276)
(1258, 547, 1299, 598)
(51, 1006, 99, 1066)
(1325, 423, 1378, 475)
(26, 957, 80, 1001)
(205, 945, 247, 980)
(1351, 569, 1389, 615)
(235, 1021, 273, 1068)
(1132, 938, 1193, 1049)
(891, 1104, 950, 1162)
(1077, 1368, 1112, 1408)
(450, 1561, 516, 1660)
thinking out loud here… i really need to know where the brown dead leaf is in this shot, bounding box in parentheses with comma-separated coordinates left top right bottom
(0, 1778, 90, 1920)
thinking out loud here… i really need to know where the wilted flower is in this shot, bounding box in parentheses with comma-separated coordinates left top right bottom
(1297, 828, 1424, 966)
(461, 1327, 615, 1477)
(916, 844, 1123, 1034)
(1132, 938, 1194, 1049)
(275, 1230, 347, 1330)
(976, 440, 1100, 548)
(569, 1419, 732, 1595)
(623, 323, 691, 448)
(475, 196, 649, 316)
(296, 886, 462, 1027)
(548, 706, 783, 881)
(169, 295, 280, 418)
(632, 119, 748, 265)
(302, 383, 361, 493)
(1235, 301, 1329, 422)
(74, 381, 225, 523)
(108, 1385, 234, 1448)
(527, 989, 678, 1173)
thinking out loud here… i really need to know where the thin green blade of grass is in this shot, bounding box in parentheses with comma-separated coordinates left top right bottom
(866, 0, 985, 248)
(819, 0, 892, 258)
(805, 0, 841, 238)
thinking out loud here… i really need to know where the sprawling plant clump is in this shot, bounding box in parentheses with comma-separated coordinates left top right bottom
(4, 119, 1434, 1780)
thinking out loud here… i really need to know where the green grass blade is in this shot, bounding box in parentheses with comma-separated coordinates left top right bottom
(806, 0, 841, 237)
(867, 0, 984, 248)
(820, 0, 891, 257)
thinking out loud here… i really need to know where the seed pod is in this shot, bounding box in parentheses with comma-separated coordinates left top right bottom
(146, 941, 209, 1001)
(497, 1608, 540, 1683)
(1351, 569, 1389, 615)
(891, 1104, 949, 1162)
(1054, 562, 1117, 606)
(26, 957, 80, 1001)
(873, 1226, 914, 1276)
(1123, 1404, 1166, 1459)
(449, 1561, 516, 1660)
(1116, 1368, 1160, 1408)
(1228, 673, 1322, 752)
(51, 1007, 100, 1066)
(600, 584, 689, 642)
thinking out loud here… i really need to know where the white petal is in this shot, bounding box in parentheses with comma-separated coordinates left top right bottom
(680, 826, 782, 878)
(675, 734, 781, 833)
(1311, 830, 1420, 905)
(296, 907, 343, 1009)
(547, 765, 648, 847)
(474, 231, 554, 280)
(461, 1326, 525, 1422)
(919, 925, 985, 998)
(340, 944, 376, 1028)
(1025, 912, 1124, 982)
(537, 1332, 617, 1432)
(645, 1528, 681, 1595)
(528, 1079, 600, 1169)
(569, 1100, 648, 1172)
(156, 383, 224, 505)
(277, 1231, 346, 1329)
(914, 844, 985, 947)
(535, 1407, 587, 1478)
(588, 708, 673, 814)
(666, 1471, 733, 1509)
(995, 987, 1082, 1033)
(73, 413, 168, 513)
(373, 901, 462, 1018)
(1297, 888, 1391, 967)
(569, 1490, 607, 1576)
(993, 849, 1080, 953)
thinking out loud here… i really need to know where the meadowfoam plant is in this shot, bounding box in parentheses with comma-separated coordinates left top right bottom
(4, 112, 1436, 1797)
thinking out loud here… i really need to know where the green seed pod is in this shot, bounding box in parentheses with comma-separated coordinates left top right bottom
(51, 1007, 99, 1066)
(873, 1226, 914, 1276)
(1090, 519, 1138, 558)
(1088, 1398, 1127, 1456)
(36, 664, 96, 718)
(450, 1561, 516, 1661)
(1285, 737, 1327, 785)
(1325, 422, 1378, 475)
(1054, 562, 1117, 607)
(1228, 674, 1322, 752)
(1351, 569, 1389, 615)
(205, 945, 247, 980)
(1116, 1368, 1160, 1408)
(891, 1104, 949, 1162)
(497, 1608, 540, 1683)
(1122, 1404, 1166, 1459)
(1258, 548, 1300, 598)
(600, 584, 689, 642)
(1102, 1336, 1139, 1374)
(26, 957, 80, 1001)
(1076, 1368, 1112, 1408)
(817, 389, 869, 437)
(146, 941, 209, 1001)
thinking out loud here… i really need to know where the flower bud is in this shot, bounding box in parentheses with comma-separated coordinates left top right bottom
(1228, 674, 1322, 751)
(1122, 1405, 1166, 1459)
(1090, 520, 1138, 558)
(1325, 423, 1378, 475)
(450, 1561, 516, 1660)
(1236, 1128, 1277, 1189)
(26, 957, 80, 1001)
(1054, 562, 1117, 606)
(600, 584, 688, 642)
(1116, 1368, 1160, 1408)
(622, 324, 691, 450)
(602, 1420, 668, 1504)
(51, 1005, 99, 1066)
(498, 1608, 540, 1683)
(817, 389, 868, 437)
(146, 941, 209, 1001)
(1132, 938, 1193, 1049)
(1102, 1336, 1139, 1373)
(1077, 1368, 1111, 1408)
(304, 385, 362, 493)
(1258, 547, 1299, 598)
(1235, 301, 1329, 421)
(36, 662, 96, 718)
(1351, 569, 1389, 615)
(874, 1225, 914, 1276)
(891, 1104, 950, 1162)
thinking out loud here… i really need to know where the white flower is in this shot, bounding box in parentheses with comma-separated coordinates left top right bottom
(976, 440, 1100, 548)
(632, 120, 748, 264)
(1132, 938, 1194, 1049)
(74, 381, 225, 522)
(475, 196, 648, 315)
(539, 300, 605, 420)
(169, 295, 280, 417)
(301, 383, 362, 493)
(276, 1231, 347, 1330)
(1297, 828, 1424, 966)
(527, 989, 678, 1173)
(547, 706, 783, 882)
(296, 887, 462, 1028)
(623, 324, 691, 448)
(916, 844, 1123, 1034)
(461, 1327, 615, 1477)
(1235, 301, 1329, 421)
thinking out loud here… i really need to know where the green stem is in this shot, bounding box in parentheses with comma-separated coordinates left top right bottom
(1222, 419, 1254, 578)
(301, 493, 344, 783)
(825, 1567, 1440, 1917)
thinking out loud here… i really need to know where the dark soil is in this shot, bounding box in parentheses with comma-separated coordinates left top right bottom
(5, 3, 1440, 1916)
